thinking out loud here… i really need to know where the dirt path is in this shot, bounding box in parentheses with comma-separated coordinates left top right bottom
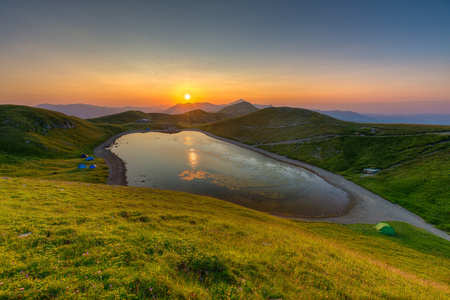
(95, 129, 450, 241)
(94, 132, 130, 186)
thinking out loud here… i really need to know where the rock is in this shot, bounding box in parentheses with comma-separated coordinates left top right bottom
(18, 232, 32, 238)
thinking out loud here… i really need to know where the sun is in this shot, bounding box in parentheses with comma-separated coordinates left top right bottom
(184, 94, 191, 101)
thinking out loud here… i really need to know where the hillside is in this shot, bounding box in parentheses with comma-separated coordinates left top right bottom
(89, 109, 230, 128)
(35, 104, 167, 119)
(0, 105, 123, 183)
(217, 101, 259, 116)
(0, 177, 448, 299)
(1, 105, 449, 298)
(87, 111, 151, 125)
(199, 107, 450, 231)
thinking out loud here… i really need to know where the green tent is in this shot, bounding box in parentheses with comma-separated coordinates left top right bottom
(374, 222, 396, 236)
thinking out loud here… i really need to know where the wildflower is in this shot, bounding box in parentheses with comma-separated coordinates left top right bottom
(0, 282, 3, 285)
(26, 275, 28, 277)
(20, 271, 23, 273)
(98, 271, 101, 273)
(110, 285, 112, 287)
(20, 288, 24, 291)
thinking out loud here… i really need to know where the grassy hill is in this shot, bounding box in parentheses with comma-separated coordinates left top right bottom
(89, 109, 229, 128)
(199, 107, 450, 231)
(1, 105, 449, 298)
(0, 105, 123, 183)
(0, 177, 448, 299)
(87, 110, 151, 125)
(217, 101, 259, 116)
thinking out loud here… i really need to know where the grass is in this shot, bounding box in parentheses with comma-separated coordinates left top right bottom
(200, 107, 450, 232)
(89, 110, 229, 127)
(351, 149, 450, 232)
(0, 178, 449, 299)
(0, 157, 109, 184)
(1, 104, 449, 298)
(0, 105, 124, 184)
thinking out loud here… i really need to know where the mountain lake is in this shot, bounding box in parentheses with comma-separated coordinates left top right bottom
(109, 131, 350, 217)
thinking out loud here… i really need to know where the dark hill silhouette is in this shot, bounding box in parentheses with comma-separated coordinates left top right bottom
(35, 103, 167, 119)
(217, 101, 259, 116)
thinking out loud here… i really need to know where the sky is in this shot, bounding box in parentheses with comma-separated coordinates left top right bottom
(0, 0, 449, 113)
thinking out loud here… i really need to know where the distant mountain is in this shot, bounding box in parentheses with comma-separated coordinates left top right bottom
(217, 100, 259, 116)
(227, 99, 272, 110)
(36, 100, 271, 119)
(364, 113, 450, 125)
(313, 110, 379, 123)
(35, 103, 167, 119)
(164, 99, 271, 114)
(314, 109, 450, 125)
(164, 102, 225, 114)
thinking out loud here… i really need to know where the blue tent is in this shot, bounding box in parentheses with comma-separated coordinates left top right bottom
(78, 164, 87, 169)
(85, 156, 94, 161)
(89, 164, 97, 169)
(80, 154, 88, 158)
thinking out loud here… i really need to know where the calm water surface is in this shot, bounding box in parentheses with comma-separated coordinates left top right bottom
(110, 131, 350, 217)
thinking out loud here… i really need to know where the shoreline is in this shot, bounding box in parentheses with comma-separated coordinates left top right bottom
(95, 129, 450, 241)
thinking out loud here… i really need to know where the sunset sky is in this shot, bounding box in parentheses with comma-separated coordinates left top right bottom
(1, 0, 449, 113)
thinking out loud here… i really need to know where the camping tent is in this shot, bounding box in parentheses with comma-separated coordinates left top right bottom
(78, 164, 87, 169)
(89, 164, 97, 169)
(85, 156, 94, 161)
(374, 222, 396, 236)
(80, 154, 88, 158)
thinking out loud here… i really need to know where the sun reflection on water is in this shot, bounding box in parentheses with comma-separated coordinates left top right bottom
(183, 136, 194, 145)
(188, 148, 198, 170)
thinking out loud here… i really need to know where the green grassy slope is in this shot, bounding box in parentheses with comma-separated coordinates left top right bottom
(87, 111, 150, 125)
(0, 178, 448, 299)
(0, 105, 123, 183)
(199, 107, 450, 231)
(89, 109, 230, 127)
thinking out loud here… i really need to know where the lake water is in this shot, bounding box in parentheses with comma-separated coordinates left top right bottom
(109, 131, 350, 217)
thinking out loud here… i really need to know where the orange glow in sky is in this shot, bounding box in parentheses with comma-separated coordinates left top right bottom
(0, 1, 449, 113)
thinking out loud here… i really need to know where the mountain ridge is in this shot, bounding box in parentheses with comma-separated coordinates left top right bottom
(217, 100, 259, 116)
(35, 103, 168, 119)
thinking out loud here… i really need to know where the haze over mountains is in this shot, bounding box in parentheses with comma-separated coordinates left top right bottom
(315, 110, 450, 125)
(37, 101, 450, 125)
(36, 100, 270, 119)
(36, 103, 168, 119)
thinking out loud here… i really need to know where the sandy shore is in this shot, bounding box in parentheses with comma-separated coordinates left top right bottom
(95, 129, 450, 241)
